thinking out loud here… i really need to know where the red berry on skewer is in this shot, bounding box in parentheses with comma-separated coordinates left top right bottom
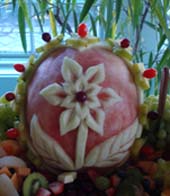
(142, 68, 157, 79)
(5, 92, 15, 101)
(14, 63, 25, 72)
(42, 32, 51, 42)
(120, 38, 130, 48)
(77, 23, 88, 38)
(6, 128, 20, 139)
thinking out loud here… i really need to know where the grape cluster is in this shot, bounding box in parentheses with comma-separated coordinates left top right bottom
(141, 95, 170, 151)
(0, 103, 17, 140)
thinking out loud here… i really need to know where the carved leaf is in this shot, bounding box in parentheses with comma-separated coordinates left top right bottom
(85, 118, 139, 167)
(30, 115, 74, 170)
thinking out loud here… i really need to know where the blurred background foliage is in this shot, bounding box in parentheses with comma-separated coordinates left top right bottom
(2, 0, 170, 95)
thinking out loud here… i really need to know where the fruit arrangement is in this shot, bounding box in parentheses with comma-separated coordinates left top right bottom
(0, 24, 170, 196)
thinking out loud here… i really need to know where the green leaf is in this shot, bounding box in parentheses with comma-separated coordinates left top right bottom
(32, 2, 44, 33)
(61, 10, 72, 34)
(18, 0, 33, 31)
(73, 10, 78, 33)
(79, 0, 96, 23)
(157, 34, 166, 51)
(158, 47, 170, 70)
(148, 52, 153, 68)
(66, 0, 71, 12)
(49, 9, 57, 37)
(37, 0, 48, 23)
(105, 0, 114, 38)
(18, 6, 27, 52)
(12, 0, 17, 10)
(144, 21, 159, 31)
(131, 0, 143, 29)
(115, 0, 122, 23)
(89, 13, 97, 36)
(149, 0, 170, 41)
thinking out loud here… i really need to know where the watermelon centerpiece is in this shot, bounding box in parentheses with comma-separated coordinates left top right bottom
(14, 25, 150, 172)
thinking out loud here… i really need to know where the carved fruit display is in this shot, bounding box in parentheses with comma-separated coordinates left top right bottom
(14, 30, 149, 172)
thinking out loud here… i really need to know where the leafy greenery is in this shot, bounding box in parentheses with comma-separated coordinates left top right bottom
(2, 0, 170, 95)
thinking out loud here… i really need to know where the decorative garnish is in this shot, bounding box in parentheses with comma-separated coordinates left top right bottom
(131, 63, 150, 90)
(75, 91, 87, 103)
(40, 57, 122, 136)
(42, 32, 51, 42)
(77, 23, 88, 38)
(142, 68, 157, 79)
(5, 128, 20, 139)
(5, 92, 15, 102)
(120, 38, 130, 48)
(13, 63, 25, 72)
(40, 57, 122, 168)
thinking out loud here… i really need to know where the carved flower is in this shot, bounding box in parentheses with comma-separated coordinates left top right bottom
(40, 57, 122, 136)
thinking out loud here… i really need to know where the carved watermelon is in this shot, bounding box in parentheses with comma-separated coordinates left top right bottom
(25, 44, 143, 171)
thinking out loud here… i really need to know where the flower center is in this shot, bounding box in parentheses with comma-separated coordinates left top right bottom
(75, 91, 87, 103)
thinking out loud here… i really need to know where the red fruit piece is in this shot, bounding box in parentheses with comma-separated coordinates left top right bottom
(77, 23, 88, 38)
(42, 32, 51, 42)
(120, 38, 130, 48)
(140, 145, 155, 159)
(6, 128, 20, 139)
(36, 187, 51, 196)
(5, 92, 15, 101)
(14, 63, 25, 72)
(142, 68, 157, 79)
(110, 174, 121, 187)
(87, 169, 100, 183)
(48, 181, 64, 195)
(105, 187, 116, 196)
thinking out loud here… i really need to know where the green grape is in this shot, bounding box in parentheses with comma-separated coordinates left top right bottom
(157, 129, 167, 140)
(0, 104, 17, 139)
(156, 139, 166, 149)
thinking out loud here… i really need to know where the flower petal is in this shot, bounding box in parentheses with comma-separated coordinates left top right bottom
(86, 96, 101, 109)
(60, 109, 80, 135)
(63, 82, 75, 95)
(86, 83, 102, 96)
(74, 76, 87, 91)
(75, 103, 89, 120)
(61, 57, 83, 82)
(40, 83, 65, 106)
(86, 108, 105, 135)
(61, 95, 75, 108)
(98, 88, 122, 107)
(85, 63, 105, 84)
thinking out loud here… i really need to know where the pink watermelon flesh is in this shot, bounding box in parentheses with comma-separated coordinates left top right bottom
(26, 46, 139, 160)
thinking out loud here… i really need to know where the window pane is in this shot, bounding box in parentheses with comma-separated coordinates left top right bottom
(0, 3, 32, 53)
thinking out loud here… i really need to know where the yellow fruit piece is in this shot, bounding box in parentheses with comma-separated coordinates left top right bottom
(130, 138, 146, 158)
(57, 172, 77, 184)
(161, 188, 170, 196)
